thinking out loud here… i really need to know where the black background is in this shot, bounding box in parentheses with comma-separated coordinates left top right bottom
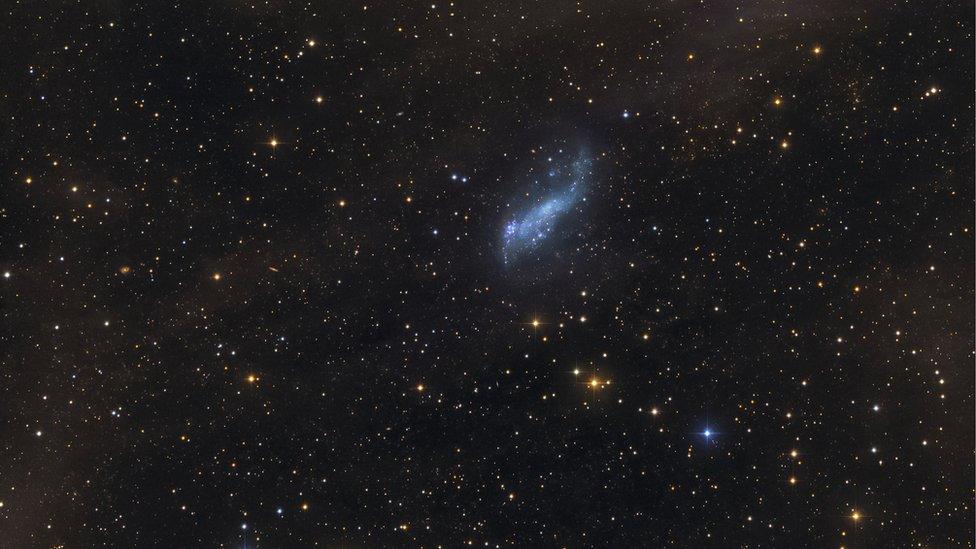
(1, 1, 973, 547)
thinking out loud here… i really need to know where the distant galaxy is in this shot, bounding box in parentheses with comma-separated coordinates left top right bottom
(501, 150, 592, 265)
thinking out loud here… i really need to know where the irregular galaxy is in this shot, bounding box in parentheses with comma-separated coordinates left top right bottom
(501, 152, 592, 264)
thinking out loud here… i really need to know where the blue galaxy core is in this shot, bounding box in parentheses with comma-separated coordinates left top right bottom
(501, 152, 592, 264)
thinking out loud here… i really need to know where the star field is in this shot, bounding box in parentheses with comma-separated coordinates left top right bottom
(1, 1, 973, 547)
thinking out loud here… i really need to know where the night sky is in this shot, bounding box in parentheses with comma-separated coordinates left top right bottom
(2, 1, 974, 547)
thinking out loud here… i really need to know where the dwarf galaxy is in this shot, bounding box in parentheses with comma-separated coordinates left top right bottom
(501, 150, 592, 264)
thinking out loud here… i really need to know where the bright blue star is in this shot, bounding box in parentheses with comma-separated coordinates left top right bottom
(698, 426, 720, 441)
